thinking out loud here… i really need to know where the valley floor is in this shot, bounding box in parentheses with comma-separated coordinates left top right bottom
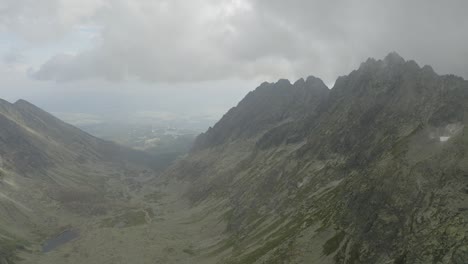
(17, 180, 229, 264)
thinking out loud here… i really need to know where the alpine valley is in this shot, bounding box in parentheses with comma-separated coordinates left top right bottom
(1, 53, 467, 264)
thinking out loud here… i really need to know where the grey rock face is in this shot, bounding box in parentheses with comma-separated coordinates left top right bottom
(192, 76, 329, 151)
(168, 52, 468, 264)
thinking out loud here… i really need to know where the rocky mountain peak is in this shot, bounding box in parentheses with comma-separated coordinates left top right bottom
(293, 77, 305, 86)
(275, 78, 291, 86)
(306, 75, 326, 87)
(192, 76, 329, 151)
(174, 53, 468, 264)
(357, 52, 414, 72)
(13, 99, 55, 119)
(14, 99, 33, 106)
(383, 51, 405, 65)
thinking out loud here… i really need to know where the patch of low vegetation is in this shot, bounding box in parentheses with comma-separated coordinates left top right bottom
(143, 191, 166, 203)
(182, 248, 196, 256)
(144, 207, 155, 218)
(347, 242, 362, 264)
(393, 251, 407, 264)
(0, 237, 27, 264)
(100, 210, 147, 228)
(165, 247, 175, 253)
(322, 231, 346, 255)
(0, 168, 6, 181)
(227, 217, 304, 264)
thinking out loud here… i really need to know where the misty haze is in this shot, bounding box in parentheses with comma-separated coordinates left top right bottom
(1, 0, 468, 264)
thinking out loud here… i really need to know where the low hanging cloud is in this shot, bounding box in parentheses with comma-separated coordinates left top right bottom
(4, 0, 468, 84)
(0, 0, 105, 42)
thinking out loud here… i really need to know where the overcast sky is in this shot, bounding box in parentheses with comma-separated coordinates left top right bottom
(1, 0, 468, 126)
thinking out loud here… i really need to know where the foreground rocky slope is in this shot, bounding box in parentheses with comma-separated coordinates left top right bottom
(165, 53, 468, 263)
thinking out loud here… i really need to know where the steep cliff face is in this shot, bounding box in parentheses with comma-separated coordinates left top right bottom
(166, 53, 468, 264)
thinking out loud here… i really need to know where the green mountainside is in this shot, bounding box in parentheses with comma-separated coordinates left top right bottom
(165, 52, 468, 263)
(0, 99, 157, 263)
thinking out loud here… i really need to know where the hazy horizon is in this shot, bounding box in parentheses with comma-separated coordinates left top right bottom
(2, 0, 468, 128)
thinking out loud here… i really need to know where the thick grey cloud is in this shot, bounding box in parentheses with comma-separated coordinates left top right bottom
(2, 49, 23, 65)
(3, 0, 468, 85)
(0, 0, 103, 42)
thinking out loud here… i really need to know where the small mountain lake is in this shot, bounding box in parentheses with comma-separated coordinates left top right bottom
(42, 229, 79, 253)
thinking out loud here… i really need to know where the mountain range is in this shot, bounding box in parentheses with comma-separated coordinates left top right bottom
(168, 52, 468, 263)
(1, 52, 467, 263)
